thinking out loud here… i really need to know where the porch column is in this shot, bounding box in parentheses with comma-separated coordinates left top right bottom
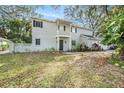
(69, 37, 71, 51)
(69, 24, 72, 51)
(57, 20, 59, 35)
(57, 37, 60, 51)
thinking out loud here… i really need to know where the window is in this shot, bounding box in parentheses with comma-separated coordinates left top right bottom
(71, 27, 77, 33)
(33, 20, 36, 27)
(33, 20, 43, 28)
(64, 26, 66, 31)
(36, 21, 38, 27)
(35, 39, 40, 45)
(37, 22, 40, 27)
(40, 22, 43, 28)
(72, 40, 76, 46)
(75, 28, 77, 33)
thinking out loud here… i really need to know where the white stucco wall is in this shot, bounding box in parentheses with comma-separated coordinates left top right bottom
(78, 28, 93, 36)
(58, 24, 71, 36)
(71, 26, 93, 46)
(32, 19, 57, 51)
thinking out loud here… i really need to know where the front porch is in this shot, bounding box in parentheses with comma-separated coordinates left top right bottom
(56, 35, 71, 51)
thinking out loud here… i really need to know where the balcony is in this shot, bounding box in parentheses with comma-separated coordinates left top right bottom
(56, 19, 72, 37)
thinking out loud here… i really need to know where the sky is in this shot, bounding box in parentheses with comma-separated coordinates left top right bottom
(36, 6, 65, 20)
(35, 5, 84, 27)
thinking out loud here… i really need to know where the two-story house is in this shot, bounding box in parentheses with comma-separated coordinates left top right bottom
(31, 17, 94, 51)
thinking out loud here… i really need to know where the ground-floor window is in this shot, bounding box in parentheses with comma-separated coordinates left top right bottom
(72, 40, 76, 46)
(35, 39, 40, 45)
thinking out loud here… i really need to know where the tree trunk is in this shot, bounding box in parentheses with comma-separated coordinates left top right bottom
(92, 30, 95, 37)
(119, 48, 124, 60)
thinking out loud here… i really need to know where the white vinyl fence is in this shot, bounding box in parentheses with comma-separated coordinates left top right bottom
(13, 43, 32, 53)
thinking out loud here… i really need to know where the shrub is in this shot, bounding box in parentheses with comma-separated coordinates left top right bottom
(44, 48, 56, 52)
(82, 45, 90, 51)
(0, 44, 9, 51)
(48, 48, 56, 51)
(72, 43, 80, 52)
(71, 43, 103, 52)
(109, 54, 124, 68)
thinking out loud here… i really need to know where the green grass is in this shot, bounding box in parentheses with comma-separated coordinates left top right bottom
(0, 52, 123, 88)
(0, 53, 74, 87)
(110, 54, 124, 68)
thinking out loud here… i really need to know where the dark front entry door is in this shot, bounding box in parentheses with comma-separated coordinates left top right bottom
(59, 40, 63, 51)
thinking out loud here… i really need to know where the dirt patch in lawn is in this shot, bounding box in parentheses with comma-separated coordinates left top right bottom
(0, 52, 124, 88)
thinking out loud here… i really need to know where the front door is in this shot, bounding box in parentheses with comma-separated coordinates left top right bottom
(59, 40, 63, 51)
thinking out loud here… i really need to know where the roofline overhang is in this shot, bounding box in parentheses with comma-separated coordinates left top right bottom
(56, 19, 72, 25)
(56, 35, 70, 38)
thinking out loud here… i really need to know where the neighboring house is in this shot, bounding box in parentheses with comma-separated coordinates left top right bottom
(11, 17, 107, 53)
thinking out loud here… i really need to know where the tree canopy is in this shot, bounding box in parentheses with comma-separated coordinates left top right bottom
(63, 6, 124, 36)
(0, 5, 39, 43)
(98, 6, 124, 59)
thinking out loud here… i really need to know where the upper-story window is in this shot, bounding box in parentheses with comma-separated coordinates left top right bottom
(64, 26, 66, 31)
(71, 27, 77, 33)
(75, 28, 77, 33)
(33, 20, 43, 28)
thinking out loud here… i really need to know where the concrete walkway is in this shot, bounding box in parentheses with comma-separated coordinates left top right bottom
(63, 50, 114, 55)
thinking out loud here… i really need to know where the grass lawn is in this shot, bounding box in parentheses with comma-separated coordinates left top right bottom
(0, 52, 124, 88)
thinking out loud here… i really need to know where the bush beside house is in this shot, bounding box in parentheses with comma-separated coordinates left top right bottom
(0, 41, 9, 51)
(72, 43, 103, 52)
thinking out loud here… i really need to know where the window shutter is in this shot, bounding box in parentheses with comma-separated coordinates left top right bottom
(64, 26, 66, 31)
(33, 20, 36, 27)
(75, 28, 77, 33)
(40, 22, 43, 28)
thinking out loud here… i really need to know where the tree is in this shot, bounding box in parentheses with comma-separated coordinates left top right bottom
(6, 19, 32, 43)
(0, 5, 40, 42)
(64, 5, 109, 36)
(99, 6, 124, 59)
(0, 20, 8, 38)
(0, 5, 39, 20)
